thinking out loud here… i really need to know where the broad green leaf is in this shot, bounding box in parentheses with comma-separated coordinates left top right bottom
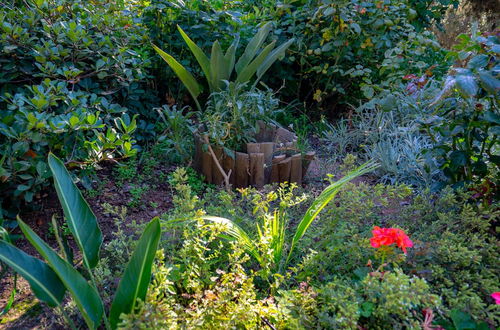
(152, 44, 202, 109)
(210, 41, 226, 91)
(203, 216, 261, 264)
(236, 41, 275, 84)
(177, 25, 212, 91)
(235, 22, 272, 74)
(455, 74, 478, 97)
(467, 54, 489, 69)
(0, 240, 66, 307)
(256, 38, 295, 80)
(48, 153, 102, 269)
(109, 218, 161, 329)
(478, 71, 500, 94)
(19, 220, 103, 329)
(286, 161, 378, 265)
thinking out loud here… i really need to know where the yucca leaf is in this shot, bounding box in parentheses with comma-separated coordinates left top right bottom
(256, 38, 295, 81)
(48, 153, 102, 270)
(19, 219, 104, 329)
(0, 240, 66, 307)
(177, 25, 212, 91)
(286, 161, 378, 265)
(210, 41, 226, 91)
(235, 22, 273, 74)
(236, 41, 276, 84)
(152, 44, 202, 110)
(223, 35, 240, 82)
(203, 216, 261, 264)
(109, 218, 161, 329)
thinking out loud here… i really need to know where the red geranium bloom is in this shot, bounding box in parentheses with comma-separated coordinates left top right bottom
(370, 226, 413, 254)
(390, 228, 413, 254)
(492, 292, 500, 305)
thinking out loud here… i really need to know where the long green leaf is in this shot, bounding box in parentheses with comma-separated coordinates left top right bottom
(0, 240, 66, 307)
(210, 41, 226, 91)
(177, 25, 212, 91)
(19, 220, 103, 329)
(256, 38, 295, 81)
(109, 218, 161, 329)
(235, 22, 272, 74)
(48, 153, 102, 270)
(223, 35, 240, 82)
(152, 44, 202, 110)
(286, 161, 378, 265)
(236, 41, 276, 84)
(203, 216, 261, 264)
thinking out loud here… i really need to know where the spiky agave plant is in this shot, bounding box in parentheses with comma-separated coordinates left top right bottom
(203, 160, 379, 273)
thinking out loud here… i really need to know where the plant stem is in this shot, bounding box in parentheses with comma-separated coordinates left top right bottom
(59, 305, 77, 330)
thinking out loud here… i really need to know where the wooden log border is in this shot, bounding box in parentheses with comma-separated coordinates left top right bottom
(193, 122, 315, 188)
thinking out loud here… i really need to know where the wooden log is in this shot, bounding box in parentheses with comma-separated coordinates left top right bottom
(212, 147, 224, 186)
(249, 153, 265, 188)
(278, 157, 291, 183)
(290, 153, 302, 185)
(275, 127, 296, 144)
(235, 152, 249, 188)
(259, 142, 274, 182)
(247, 143, 260, 154)
(222, 152, 235, 186)
(193, 136, 201, 171)
(201, 150, 213, 183)
(270, 154, 285, 183)
(302, 151, 316, 179)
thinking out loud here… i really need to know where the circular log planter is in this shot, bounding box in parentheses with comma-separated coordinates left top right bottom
(193, 121, 315, 189)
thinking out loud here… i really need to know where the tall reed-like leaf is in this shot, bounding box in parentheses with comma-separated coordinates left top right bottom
(235, 22, 272, 74)
(236, 41, 276, 84)
(48, 153, 102, 270)
(19, 219, 104, 329)
(203, 216, 261, 264)
(256, 38, 295, 82)
(109, 218, 161, 329)
(152, 44, 202, 110)
(210, 41, 226, 91)
(286, 161, 378, 264)
(0, 240, 66, 307)
(177, 25, 212, 91)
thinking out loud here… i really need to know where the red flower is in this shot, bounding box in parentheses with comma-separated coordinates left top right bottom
(370, 226, 413, 254)
(492, 292, 500, 305)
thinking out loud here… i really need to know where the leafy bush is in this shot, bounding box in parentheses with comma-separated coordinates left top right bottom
(0, 0, 157, 219)
(420, 28, 500, 187)
(202, 83, 282, 153)
(258, 0, 449, 113)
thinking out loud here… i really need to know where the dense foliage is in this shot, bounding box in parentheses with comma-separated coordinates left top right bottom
(0, 0, 498, 329)
(0, 0, 157, 221)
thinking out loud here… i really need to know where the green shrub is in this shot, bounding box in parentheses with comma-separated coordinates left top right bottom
(0, 0, 157, 219)
(260, 0, 449, 113)
(420, 28, 500, 187)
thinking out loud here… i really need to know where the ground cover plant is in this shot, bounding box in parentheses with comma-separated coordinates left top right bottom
(0, 0, 499, 329)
